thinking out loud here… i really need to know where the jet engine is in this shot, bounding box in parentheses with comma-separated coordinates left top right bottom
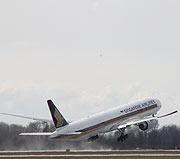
(138, 119, 158, 131)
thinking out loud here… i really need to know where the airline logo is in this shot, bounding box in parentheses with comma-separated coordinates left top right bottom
(54, 108, 64, 127)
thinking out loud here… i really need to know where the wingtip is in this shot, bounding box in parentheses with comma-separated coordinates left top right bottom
(158, 110, 178, 118)
(171, 110, 178, 114)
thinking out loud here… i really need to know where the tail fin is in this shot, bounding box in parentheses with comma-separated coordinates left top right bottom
(47, 100, 68, 128)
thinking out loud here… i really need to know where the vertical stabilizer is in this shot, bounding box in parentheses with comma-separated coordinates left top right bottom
(47, 100, 68, 128)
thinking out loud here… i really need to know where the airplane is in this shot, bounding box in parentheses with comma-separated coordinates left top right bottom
(0, 97, 178, 142)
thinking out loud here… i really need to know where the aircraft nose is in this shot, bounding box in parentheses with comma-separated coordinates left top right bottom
(155, 99, 162, 108)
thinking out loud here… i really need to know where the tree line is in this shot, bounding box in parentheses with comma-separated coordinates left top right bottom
(0, 121, 179, 150)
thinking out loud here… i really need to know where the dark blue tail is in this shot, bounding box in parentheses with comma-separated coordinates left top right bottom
(47, 100, 68, 128)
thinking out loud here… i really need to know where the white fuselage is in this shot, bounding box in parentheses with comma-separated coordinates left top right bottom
(50, 98, 161, 141)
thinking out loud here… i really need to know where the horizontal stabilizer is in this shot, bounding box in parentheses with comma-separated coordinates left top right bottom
(66, 132, 82, 135)
(19, 132, 53, 136)
(49, 132, 82, 139)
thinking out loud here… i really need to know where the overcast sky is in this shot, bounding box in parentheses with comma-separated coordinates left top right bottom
(0, 0, 180, 127)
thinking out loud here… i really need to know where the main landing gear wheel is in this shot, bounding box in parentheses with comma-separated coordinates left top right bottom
(117, 133, 128, 142)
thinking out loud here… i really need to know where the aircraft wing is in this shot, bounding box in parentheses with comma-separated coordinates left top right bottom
(157, 110, 178, 118)
(118, 117, 157, 129)
(118, 110, 178, 129)
(0, 113, 52, 123)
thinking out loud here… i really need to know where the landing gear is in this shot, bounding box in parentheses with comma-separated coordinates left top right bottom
(117, 128, 128, 142)
(117, 133, 128, 142)
(88, 135, 99, 142)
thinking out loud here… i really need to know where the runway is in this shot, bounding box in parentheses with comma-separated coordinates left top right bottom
(0, 150, 180, 159)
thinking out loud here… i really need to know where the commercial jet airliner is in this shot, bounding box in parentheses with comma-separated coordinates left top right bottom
(1, 98, 178, 142)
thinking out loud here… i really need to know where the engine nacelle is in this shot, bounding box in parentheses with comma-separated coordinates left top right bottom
(138, 119, 158, 131)
(139, 121, 148, 131)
